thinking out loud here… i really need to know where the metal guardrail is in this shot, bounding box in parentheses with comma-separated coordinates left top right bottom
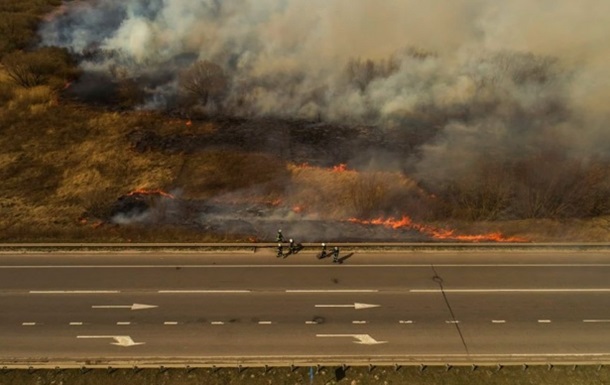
(0, 242, 609, 251)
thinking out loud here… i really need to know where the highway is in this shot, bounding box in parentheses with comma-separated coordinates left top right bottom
(1, 247, 610, 366)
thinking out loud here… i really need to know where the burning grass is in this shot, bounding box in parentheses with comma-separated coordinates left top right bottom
(0, 69, 607, 242)
(348, 216, 528, 242)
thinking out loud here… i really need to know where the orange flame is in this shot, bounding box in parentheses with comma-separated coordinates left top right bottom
(127, 189, 175, 199)
(332, 163, 349, 172)
(348, 215, 527, 243)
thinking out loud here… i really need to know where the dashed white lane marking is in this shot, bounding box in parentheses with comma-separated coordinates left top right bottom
(164, 321, 178, 325)
(22, 322, 36, 326)
(286, 289, 378, 293)
(492, 320, 506, 324)
(258, 321, 272, 325)
(29, 290, 119, 294)
(158, 290, 250, 293)
(69, 322, 83, 326)
(446, 320, 460, 324)
(538, 319, 552, 323)
(411, 289, 610, 293)
(583, 319, 610, 323)
(211, 321, 224, 325)
(305, 321, 318, 325)
(352, 320, 367, 324)
(116, 322, 131, 325)
(399, 320, 413, 324)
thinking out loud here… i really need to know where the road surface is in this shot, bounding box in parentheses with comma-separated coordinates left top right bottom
(1, 247, 610, 366)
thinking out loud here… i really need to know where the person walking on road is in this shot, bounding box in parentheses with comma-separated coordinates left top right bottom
(332, 246, 340, 263)
(276, 243, 283, 258)
(318, 243, 328, 259)
(289, 238, 297, 254)
(276, 229, 285, 243)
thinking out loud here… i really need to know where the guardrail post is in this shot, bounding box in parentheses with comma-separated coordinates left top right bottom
(547, 363, 553, 370)
(394, 364, 401, 371)
(522, 364, 528, 371)
(368, 364, 374, 373)
(471, 364, 477, 371)
(419, 364, 425, 372)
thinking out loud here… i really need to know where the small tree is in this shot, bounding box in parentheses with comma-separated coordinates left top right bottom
(1, 47, 78, 89)
(179, 60, 228, 108)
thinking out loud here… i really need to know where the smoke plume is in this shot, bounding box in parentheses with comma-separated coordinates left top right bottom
(40, 0, 610, 187)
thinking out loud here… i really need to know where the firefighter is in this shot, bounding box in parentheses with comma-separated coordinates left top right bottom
(276, 229, 285, 243)
(276, 243, 283, 258)
(289, 238, 297, 254)
(319, 243, 327, 259)
(332, 246, 340, 263)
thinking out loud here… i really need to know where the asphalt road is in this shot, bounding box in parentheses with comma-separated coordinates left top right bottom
(1, 247, 610, 366)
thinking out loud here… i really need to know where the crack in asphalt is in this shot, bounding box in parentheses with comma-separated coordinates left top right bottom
(431, 265, 470, 356)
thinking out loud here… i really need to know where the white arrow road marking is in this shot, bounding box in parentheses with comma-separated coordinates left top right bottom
(92, 303, 158, 310)
(77, 335, 144, 347)
(315, 302, 380, 310)
(316, 334, 387, 345)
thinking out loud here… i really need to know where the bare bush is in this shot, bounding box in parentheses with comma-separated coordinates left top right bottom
(179, 60, 228, 110)
(1, 47, 78, 89)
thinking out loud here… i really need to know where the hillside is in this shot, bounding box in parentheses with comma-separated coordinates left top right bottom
(0, 0, 609, 243)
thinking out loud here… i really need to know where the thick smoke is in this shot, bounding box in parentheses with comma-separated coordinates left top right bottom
(40, 0, 610, 185)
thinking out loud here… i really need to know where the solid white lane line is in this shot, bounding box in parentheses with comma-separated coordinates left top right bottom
(411, 289, 610, 293)
(352, 320, 367, 324)
(8, 264, 610, 269)
(22, 322, 36, 326)
(158, 290, 250, 293)
(69, 322, 83, 326)
(30, 290, 119, 294)
(286, 289, 378, 293)
(305, 321, 318, 325)
(116, 322, 131, 325)
(446, 320, 460, 324)
(583, 319, 610, 323)
(538, 319, 552, 323)
(258, 321, 272, 325)
(164, 321, 178, 325)
(399, 320, 413, 324)
(492, 320, 506, 324)
(211, 321, 224, 325)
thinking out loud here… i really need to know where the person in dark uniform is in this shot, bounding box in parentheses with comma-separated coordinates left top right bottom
(276, 243, 283, 258)
(289, 238, 297, 254)
(276, 229, 284, 243)
(332, 246, 340, 263)
(319, 243, 327, 259)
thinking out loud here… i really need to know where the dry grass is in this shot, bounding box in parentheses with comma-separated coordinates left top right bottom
(287, 163, 427, 219)
(0, 74, 608, 242)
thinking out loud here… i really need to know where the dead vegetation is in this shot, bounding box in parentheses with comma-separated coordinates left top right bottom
(0, 0, 608, 243)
